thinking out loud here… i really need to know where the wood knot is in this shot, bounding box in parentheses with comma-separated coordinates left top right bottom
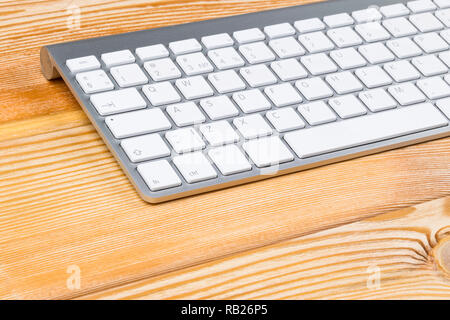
(433, 237, 450, 276)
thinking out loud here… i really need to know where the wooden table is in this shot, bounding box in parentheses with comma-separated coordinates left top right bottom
(0, 0, 449, 300)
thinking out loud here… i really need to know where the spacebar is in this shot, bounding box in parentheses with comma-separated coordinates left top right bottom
(284, 103, 448, 159)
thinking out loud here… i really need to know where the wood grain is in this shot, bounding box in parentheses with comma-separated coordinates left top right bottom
(0, 0, 449, 300)
(80, 197, 450, 300)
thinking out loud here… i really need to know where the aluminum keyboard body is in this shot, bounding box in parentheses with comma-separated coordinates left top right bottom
(41, 0, 450, 203)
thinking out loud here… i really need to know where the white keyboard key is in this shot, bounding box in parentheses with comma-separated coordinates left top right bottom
(199, 121, 239, 146)
(208, 47, 245, 70)
(240, 64, 277, 87)
(359, 89, 398, 112)
(443, 74, 450, 85)
(327, 27, 363, 48)
(173, 152, 217, 183)
(410, 12, 444, 32)
(355, 22, 390, 42)
(233, 28, 265, 44)
(326, 71, 363, 95)
(298, 101, 337, 125)
(266, 107, 306, 132)
(233, 89, 272, 113)
(386, 38, 422, 58)
(121, 134, 170, 162)
(243, 136, 294, 168)
(284, 103, 448, 158)
(383, 17, 418, 37)
(435, 0, 450, 8)
(270, 58, 308, 81)
(269, 37, 306, 58)
(101, 50, 135, 67)
(135, 44, 169, 61)
(294, 18, 325, 33)
(416, 76, 450, 99)
(208, 70, 246, 93)
(264, 83, 303, 107)
(359, 43, 395, 64)
(90, 88, 146, 115)
(169, 38, 202, 55)
(110, 63, 148, 87)
(295, 77, 333, 101)
(300, 53, 338, 76)
(384, 60, 421, 82)
(165, 127, 205, 153)
(436, 8, 450, 26)
(414, 32, 449, 53)
(264, 23, 296, 39)
(144, 58, 181, 81)
(388, 83, 426, 105)
(105, 109, 171, 139)
(66, 55, 100, 73)
(436, 97, 450, 118)
(324, 13, 354, 28)
(142, 82, 181, 106)
(166, 101, 206, 127)
(440, 28, 450, 42)
(355, 66, 393, 88)
(175, 76, 214, 100)
(201, 33, 234, 50)
(233, 114, 273, 139)
(380, 3, 411, 17)
(408, 0, 437, 12)
(298, 32, 335, 53)
(200, 96, 239, 120)
(76, 69, 114, 94)
(352, 8, 383, 23)
(137, 160, 181, 191)
(412, 54, 448, 76)
(176, 52, 213, 76)
(328, 95, 367, 119)
(439, 51, 450, 67)
(239, 42, 275, 64)
(208, 145, 252, 175)
(330, 48, 367, 70)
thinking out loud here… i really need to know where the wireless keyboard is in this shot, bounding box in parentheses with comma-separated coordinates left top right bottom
(41, 0, 450, 203)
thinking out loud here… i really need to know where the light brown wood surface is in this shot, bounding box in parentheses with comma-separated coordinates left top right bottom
(0, 0, 449, 300)
(82, 197, 450, 300)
